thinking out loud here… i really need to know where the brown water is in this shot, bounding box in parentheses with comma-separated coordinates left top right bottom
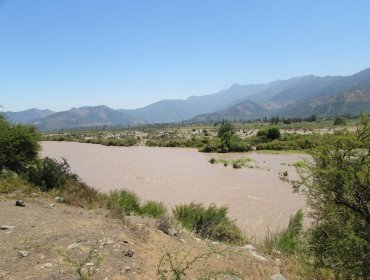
(41, 141, 307, 237)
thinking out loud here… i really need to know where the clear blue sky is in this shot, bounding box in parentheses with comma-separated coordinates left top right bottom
(1, 0, 370, 112)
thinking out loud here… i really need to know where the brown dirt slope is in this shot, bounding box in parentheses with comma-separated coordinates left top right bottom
(0, 197, 283, 280)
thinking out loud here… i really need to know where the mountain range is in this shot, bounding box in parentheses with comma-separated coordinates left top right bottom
(4, 67, 370, 130)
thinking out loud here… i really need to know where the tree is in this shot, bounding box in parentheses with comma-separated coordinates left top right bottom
(293, 113, 369, 278)
(0, 114, 40, 173)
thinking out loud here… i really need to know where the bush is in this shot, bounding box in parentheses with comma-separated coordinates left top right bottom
(260, 209, 304, 255)
(173, 202, 244, 244)
(24, 157, 78, 191)
(293, 113, 370, 277)
(105, 190, 141, 215)
(141, 200, 167, 218)
(0, 115, 40, 173)
(256, 127, 281, 143)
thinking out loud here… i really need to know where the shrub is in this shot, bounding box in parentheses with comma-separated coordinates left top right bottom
(293, 113, 370, 277)
(0, 115, 40, 173)
(173, 202, 244, 244)
(260, 209, 304, 255)
(209, 158, 216, 164)
(141, 200, 167, 218)
(266, 127, 281, 140)
(105, 190, 141, 215)
(24, 157, 78, 191)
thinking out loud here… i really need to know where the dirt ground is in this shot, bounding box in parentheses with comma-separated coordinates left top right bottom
(0, 197, 282, 280)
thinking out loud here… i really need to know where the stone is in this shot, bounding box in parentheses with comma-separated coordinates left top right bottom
(0, 225, 15, 230)
(242, 244, 256, 251)
(39, 263, 52, 269)
(249, 250, 267, 261)
(15, 200, 25, 207)
(124, 249, 134, 257)
(67, 243, 80, 249)
(168, 228, 177, 236)
(55, 197, 66, 203)
(44, 204, 55, 208)
(270, 274, 287, 280)
(85, 263, 94, 266)
(18, 251, 29, 257)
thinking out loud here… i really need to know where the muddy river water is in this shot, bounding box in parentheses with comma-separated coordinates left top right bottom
(41, 141, 308, 237)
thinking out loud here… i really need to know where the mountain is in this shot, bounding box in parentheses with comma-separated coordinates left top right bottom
(280, 68, 370, 117)
(124, 84, 270, 123)
(189, 100, 267, 123)
(5, 109, 55, 124)
(36, 105, 145, 131)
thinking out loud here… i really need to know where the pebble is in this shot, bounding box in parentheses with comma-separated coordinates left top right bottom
(55, 197, 66, 203)
(18, 251, 29, 257)
(44, 204, 55, 208)
(242, 244, 256, 251)
(15, 200, 25, 207)
(85, 263, 94, 266)
(270, 274, 287, 280)
(67, 243, 81, 249)
(0, 225, 15, 230)
(124, 249, 134, 257)
(39, 263, 52, 269)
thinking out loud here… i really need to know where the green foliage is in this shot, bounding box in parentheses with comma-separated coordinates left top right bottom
(173, 203, 244, 244)
(261, 209, 304, 255)
(105, 190, 141, 215)
(0, 115, 40, 173)
(140, 200, 167, 218)
(333, 116, 346, 125)
(256, 127, 281, 142)
(217, 122, 235, 138)
(294, 113, 370, 278)
(24, 157, 78, 191)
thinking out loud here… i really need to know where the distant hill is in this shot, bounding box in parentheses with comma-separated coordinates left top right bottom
(5, 109, 55, 124)
(5, 67, 370, 129)
(279, 68, 370, 117)
(189, 100, 267, 123)
(36, 105, 145, 131)
(123, 84, 269, 123)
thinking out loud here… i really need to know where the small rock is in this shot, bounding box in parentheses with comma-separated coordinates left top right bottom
(15, 200, 25, 207)
(270, 274, 287, 280)
(0, 225, 15, 230)
(55, 197, 66, 203)
(250, 250, 267, 261)
(242, 244, 256, 251)
(124, 249, 134, 257)
(179, 238, 187, 244)
(18, 251, 29, 257)
(123, 266, 131, 273)
(67, 243, 80, 250)
(39, 263, 52, 269)
(274, 258, 282, 267)
(44, 204, 55, 208)
(85, 263, 94, 266)
(169, 228, 177, 236)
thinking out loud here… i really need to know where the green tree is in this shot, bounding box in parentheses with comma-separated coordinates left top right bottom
(293, 113, 370, 278)
(0, 114, 40, 173)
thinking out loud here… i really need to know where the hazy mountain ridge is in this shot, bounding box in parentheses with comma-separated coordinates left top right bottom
(5, 108, 55, 124)
(36, 105, 145, 131)
(4, 67, 370, 130)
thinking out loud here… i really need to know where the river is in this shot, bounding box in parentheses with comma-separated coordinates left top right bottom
(41, 141, 307, 237)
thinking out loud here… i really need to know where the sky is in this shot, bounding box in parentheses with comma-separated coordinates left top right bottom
(1, 0, 370, 112)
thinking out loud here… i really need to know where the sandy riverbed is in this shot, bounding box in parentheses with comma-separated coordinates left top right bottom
(41, 141, 308, 237)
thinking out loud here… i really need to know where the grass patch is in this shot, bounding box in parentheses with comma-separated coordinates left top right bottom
(209, 157, 252, 169)
(104, 190, 141, 215)
(140, 200, 167, 218)
(256, 150, 308, 154)
(259, 209, 304, 255)
(289, 160, 309, 168)
(173, 202, 245, 244)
